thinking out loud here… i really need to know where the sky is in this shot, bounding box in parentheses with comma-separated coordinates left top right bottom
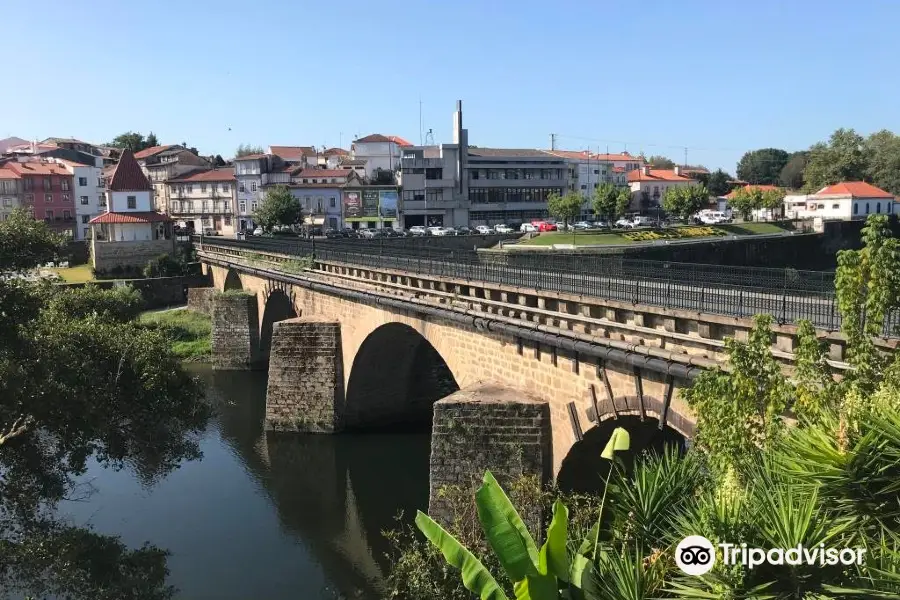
(2, 0, 899, 172)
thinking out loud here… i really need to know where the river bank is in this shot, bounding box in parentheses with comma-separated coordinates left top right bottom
(139, 306, 212, 361)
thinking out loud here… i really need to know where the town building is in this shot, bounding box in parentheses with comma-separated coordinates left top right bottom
(166, 168, 237, 235)
(322, 148, 349, 169)
(89, 150, 173, 271)
(233, 153, 281, 233)
(289, 169, 360, 231)
(338, 157, 367, 179)
(783, 182, 895, 221)
(269, 146, 316, 167)
(545, 150, 630, 219)
(594, 151, 644, 172)
(627, 166, 697, 211)
(341, 184, 400, 230)
(398, 143, 465, 227)
(0, 166, 21, 221)
(51, 157, 106, 241)
(3, 159, 76, 237)
(351, 134, 412, 180)
(134, 145, 209, 213)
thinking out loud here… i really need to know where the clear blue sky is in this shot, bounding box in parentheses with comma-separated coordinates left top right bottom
(3, 0, 899, 172)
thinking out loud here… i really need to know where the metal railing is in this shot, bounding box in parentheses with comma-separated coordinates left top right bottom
(193, 235, 900, 336)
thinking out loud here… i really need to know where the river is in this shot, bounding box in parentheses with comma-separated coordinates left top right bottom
(58, 365, 431, 600)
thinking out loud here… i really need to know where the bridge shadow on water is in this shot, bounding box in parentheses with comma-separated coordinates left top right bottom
(201, 367, 431, 599)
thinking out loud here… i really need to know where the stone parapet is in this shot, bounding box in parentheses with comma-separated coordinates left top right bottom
(266, 317, 344, 433)
(428, 383, 551, 524)
(211, 292, 262, 370)
(187, 287, 217, 315)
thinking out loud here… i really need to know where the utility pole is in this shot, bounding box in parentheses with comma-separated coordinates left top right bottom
(683, 146, 688, 167)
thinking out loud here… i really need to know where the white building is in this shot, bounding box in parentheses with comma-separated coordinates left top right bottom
(786, 182, 895, 220)
(350, 134, 412, 179)
(166, 168, 237, 235)
(627, 166, 697, 211)
(51, 157, 105, 241)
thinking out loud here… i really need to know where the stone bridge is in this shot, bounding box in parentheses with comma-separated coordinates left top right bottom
(196, 242, 876, 518)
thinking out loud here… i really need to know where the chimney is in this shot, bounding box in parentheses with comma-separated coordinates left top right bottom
(674, 165, 682, 176)
(641, 165, 650, 176)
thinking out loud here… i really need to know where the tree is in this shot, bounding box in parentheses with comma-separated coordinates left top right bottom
(728, 185, 764, 220)
(591, 183, 630, 223)
(646, 155, 675, 169)
(803, 128, 868, 192)
(109, 132, 149, 153)
(210, 154, 227, 167)
(705, 168, 733, 197)
(864, 129, 900, 196)
(760, 187, 786, 220)
(736, 148, 790, 185)
(145, 131, 159, 148)
(253, 185, 301, 230)
(235, 144, 264, 158)
(546, 191, 583, 229)
(778, 151, 807, 189)
(0, 214, 209, 599)
(661, 185, 708, 221)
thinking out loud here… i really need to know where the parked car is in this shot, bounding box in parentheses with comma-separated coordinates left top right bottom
(475, 225, 492, 235)
(592, 220, 608, 229)
(520, 223, 538, 233)
(573, 221, 592, 230)
(494, 224, 513, 234)
(409, 225, 427, 236)
(324, 228, 344, 239)
(358, 228, 377, 238)
(631, 216, 654, 227)
(694, 210, 731, 224)
(428, 226, 447, 236)
(613, 218, 632, 229)
(202, 227, 220, 236)
(455, 226, 472, 235)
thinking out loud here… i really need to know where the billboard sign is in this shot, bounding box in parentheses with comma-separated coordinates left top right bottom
(362, 190, 379, 218)
(343, 191, 361, 219)
(379, 190, 398, 219)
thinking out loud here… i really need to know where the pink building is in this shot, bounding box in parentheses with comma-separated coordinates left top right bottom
(4, 159, 76, 237)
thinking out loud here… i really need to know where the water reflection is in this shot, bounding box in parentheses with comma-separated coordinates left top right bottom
(62, 366, 430, 600)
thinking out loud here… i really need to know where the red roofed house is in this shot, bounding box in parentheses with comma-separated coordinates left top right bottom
(166, 168, 237, 235)
(3, 159, 76, 237)
(627, 165, 697, 211)
(134, 144, 209, 213)
(350, 134, 411, 180)
(813, 181, 895, 220)
(0, 166, 21, 222)
(269, 146, 316, 167)
(89, 149, 174, 272)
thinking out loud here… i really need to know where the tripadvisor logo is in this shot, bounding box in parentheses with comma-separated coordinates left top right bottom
(675, 535, 866, 576)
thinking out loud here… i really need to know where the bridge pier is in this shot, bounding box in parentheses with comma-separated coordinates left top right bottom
(266, 317, 345, 433)
(428, 383, 551, 525)
(211, 291, 263, 370)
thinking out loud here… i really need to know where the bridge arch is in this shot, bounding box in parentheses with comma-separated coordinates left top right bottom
(344, 322, 460, 431)
(223, 269, 243, 292)
(260, 288, 299, 360)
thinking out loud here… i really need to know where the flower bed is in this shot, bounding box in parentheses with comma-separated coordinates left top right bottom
(622, 226, 727, 242)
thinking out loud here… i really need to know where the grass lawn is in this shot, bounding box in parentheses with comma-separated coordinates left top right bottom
(518, 231, 629, 246)
(716, 222, 792, 235)
(139, 308, 211, 362)
(49, 264, 94, 283)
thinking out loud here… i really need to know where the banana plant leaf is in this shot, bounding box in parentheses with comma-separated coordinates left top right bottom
(414, 510, 510, 600)
(539, 499, 570, 582)
(476, 471, 541, 582)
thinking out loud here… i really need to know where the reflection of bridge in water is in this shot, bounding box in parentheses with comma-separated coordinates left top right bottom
(204, 369, 430, 598)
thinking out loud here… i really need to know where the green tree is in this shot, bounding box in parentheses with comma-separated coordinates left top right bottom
(253, 185, 301, 230)
(760, 187, 786, 220)
(145, 131, 159, 148)
(728, 185, 764, 220)
(546, 191, 583, 229)
(109, 132, 150, 153)
(235, 143, 265, 158)
(864, 129, 900, 196)
(803, 128, 869, 192)
(704, 168, 733, 197)
(0, 209, 65, 273)
(0, 214, 210, 599)
(591, 183, 630, 223)
(736, 148, 790, 185)
(662, 185, 708, 221)
(646, 155, 675, 169)
(779, 151, 808, 189)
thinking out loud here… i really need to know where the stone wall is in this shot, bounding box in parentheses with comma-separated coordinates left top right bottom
(428, 384, 551, 524)
(92, 238, 176, 271)
(211, 292, 262, 370)
(265, 318, 344, 433)
(187, 287, 217, 315)
(57, 275, 210, 309)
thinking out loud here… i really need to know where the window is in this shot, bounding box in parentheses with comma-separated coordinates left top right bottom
(186, 185, 193, 193)
(127, 195, 136, 209)
(251, 182, 258, 192)
(593, 169, 599, 175)
(239, 201, 246, 213)
(2, 198, 9, 207)
(201, 184, 207, 193)
(97, 177, 102, 187)
(23, 179, 32, 192)
(45, 194, 52, 203)
(580, 184, 587, 190)
(43, 178, 51, 191)
(832, 203, 839, 209)
(426, 168, 443, 180)
(889, 203, 893, 213)
(83, 227, 89, 239)
(865, 203, 870, 214)
(250, 201, 258, 212)
(330, 197, 336, 207)
(854, 203, 859, 215)
(78, 177, 88, 186)
(62, 194, 69, 202)
(877, 202, 881, 213)
(80, 196, 89, 205)
(61, 179, 70, 191)
(63, 210, 71, 220)
(222, 183, 229, 192)
(45, 210, 53, 221)
(224, 216, 231, 226)
(81, 215, 90, 224)
(470, 170, 480, 180)
(239, 182, 246, 193)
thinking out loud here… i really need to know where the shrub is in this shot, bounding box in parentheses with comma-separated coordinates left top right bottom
(144, 253, 186, 278)
(47, 284, 145, 323)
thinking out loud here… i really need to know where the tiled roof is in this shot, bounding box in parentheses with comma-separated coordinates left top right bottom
(387, 136, 412, 147)
(233, 153, 269, 161)
(323, 147, 349, 156)
(0, 167, 21, 179)
(627, 169, 695, 183)
(815, 181, 894, 199)
(107, 150, 152, 191)
(269, 146, 316, 161)
(296, 169, 352, 179)
(5, 161, 72, 176)
(168, 168, 235, 182)
(594, 152, 642, 162)
(724, 184, 780, 199)
(89, 211, 170, 224)
(134, 145, 175, 159)
(355, 134, 391, 143)
(340, 158, 367, 166)
(467, 147, 560, 158)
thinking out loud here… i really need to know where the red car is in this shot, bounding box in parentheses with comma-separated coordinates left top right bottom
(531, 221, 557, 232)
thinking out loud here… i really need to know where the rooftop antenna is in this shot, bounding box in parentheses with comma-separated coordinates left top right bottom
(425, 128, 434, 145)
(550, 133, 557, 150)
